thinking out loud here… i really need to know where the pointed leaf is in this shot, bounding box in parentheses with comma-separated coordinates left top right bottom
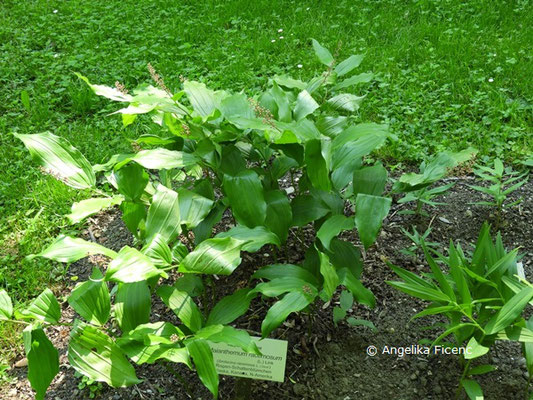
(262, 291, 314, 337)
(22, 289, 61, 324)
(0, 289, 13, 320)
(485, 287, 533, 335)
(223, 170, 267, 228)
(68, 196, 124, 224)
(14, 131, 96, 189)
(264, 190, 292, 243)
(113, 162, 149, 202)
(317, 248, 339, 300)
(252, 264, 319, 287)
(317, 215, 354, 251)
(461, 379, 483, 400)
(216, 225, 280, 252)
(178, 188, 214, 229)
(354, 194, 391, 249)
(465, 337, 489, 360)
(158, 285, 203, 332)
(196, 325, 260, 354)
(207, 288, 254, 326)
(146, 184, 181, 243)
(294, 90, 319, 121)
(335, 54, 364, 76)
(186, 339, 219, 398)
(32, 235, 117, 263)
(68, 268, 110, 326)
(23, 327, 59, 400)
(106, 246, 163, 283)
(179, 237, 245, 275)
(115, 282, 151, 333)
(352, 164, 388, 197)
(68, 321, 141, 387)
(311, 39, 334, 66)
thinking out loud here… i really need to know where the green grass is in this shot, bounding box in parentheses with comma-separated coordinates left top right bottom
(0, 0, 531, 358)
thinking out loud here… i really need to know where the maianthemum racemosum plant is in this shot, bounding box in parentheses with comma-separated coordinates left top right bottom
(6, 39, 467, 399)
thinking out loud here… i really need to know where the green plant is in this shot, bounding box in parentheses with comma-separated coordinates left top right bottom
(393, 149, 476, 216)
(399, 226, 439, 259)
(75, 371, 104, 399)
(8, 40, 400, 399)
(387, 223, 533, 400)
(469, 158, 529, 228)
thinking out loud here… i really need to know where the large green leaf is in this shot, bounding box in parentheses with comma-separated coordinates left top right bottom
(184, 80, 222, 117)
(177, 188, 214, 229)
(334, 54, 364, 76)
(261, 291, 314, 337)
(68, 321, 141, 387)
(111, 149, 199, 170)
(145, 184, 181, 243)
(354, 194, 391, 249)
(179, 237, 245, 275)
(327, 238, 363, 279)
(317, 215, 354, 251)
(186, 339, 219, 398)
(305, 139, 331, 191)
(352, 164, 388, 197)
(115, 281, 151, 333)
(294, 90, 319, 121)
(68, 196, 124, 224)
(196, 325, 260, 354)
(113, 162, 149, 202)
(120, 201, 146, 237)
(253, 277, 318, 298)
(223, 170, 267, 228)
(291, 195, 330, 226)
(461, 379, 484, 400)
(216, 225, 280, 252)
(264, 190, 292, 243)
(22, 288, 61, 324)
(157, 285, 203, 332)
(0, 289, 13, 320)
(334, 72, 373, 90)
(32, 235, 117, 263)
(106, 246, 163, 283)
(485, 287, 533, 335)
(141, 234, 173, 266)
(76, 73, 133, 102)
(206, 288, 254, 326)
(327, 93, 365, 112)
(311, 39, 334, 66)
(332, 125, 390, 169)
(116, 322, 190, 366)
(68, 268, 110, 326)
(338, 268, 375, 308)
(252, 264, 319, 287)
(23, 326, 59, 400)
(193, 202, 226, 244)
(317, 249, 339, 301)
(14, 131, 96, 189)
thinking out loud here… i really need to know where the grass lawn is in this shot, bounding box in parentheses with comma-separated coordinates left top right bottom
(0, 0, 531, 361)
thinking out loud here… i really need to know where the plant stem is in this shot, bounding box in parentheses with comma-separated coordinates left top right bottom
(455, 358, 473, 400)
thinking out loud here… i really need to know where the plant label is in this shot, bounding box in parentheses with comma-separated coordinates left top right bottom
(208, 337, 288, 382)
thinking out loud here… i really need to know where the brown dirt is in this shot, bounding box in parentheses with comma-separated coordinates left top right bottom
(1, 177, 532, 400)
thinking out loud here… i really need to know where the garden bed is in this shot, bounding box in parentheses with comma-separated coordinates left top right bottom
(2, 177, 532, 400)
